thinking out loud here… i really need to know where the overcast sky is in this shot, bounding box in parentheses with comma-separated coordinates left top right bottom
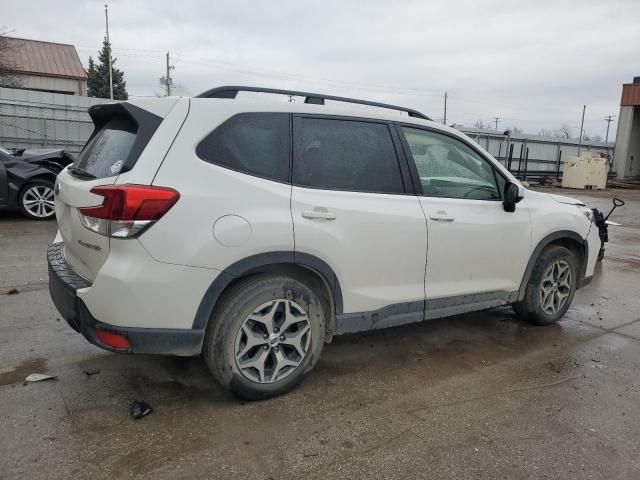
(2, 0, 639, 138)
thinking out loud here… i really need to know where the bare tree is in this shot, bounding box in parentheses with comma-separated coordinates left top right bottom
(538, 124, 574, 139)
(473, 119, 491, 130)
(553, 124, 573, 139)
(0, 31, 23, 88)
(506, 126, 523, 134)
(585, 134, 603, 142)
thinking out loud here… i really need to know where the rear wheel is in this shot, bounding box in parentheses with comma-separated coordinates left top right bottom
(19, 180, 55, 220)
(513, 245, 578, 325)
(203, 274, 326, 400)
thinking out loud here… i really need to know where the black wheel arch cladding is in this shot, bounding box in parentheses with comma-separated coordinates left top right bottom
(193, 251, 343, 330)
(518, 230, 588, 301)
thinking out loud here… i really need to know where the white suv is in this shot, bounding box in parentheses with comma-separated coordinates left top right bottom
(49, 86, 600, 399)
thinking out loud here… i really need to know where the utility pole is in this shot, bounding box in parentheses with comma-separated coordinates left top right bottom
(493, 116, 500, 130)
(443, 91, 448, 125)
(165, 52, 175, 96)
(105, 4, 113, 100)
(604, 115, 615, 143)
(577, 105, 586, 156)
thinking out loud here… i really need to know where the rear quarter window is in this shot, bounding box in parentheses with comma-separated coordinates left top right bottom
(196, 113, 290, 183)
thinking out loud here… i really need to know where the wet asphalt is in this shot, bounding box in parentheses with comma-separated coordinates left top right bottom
(1, 188, 639, 479)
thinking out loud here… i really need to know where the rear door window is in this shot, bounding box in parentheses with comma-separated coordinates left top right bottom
(293, 117, 405, 194)
(74, 117, 137, 179)
(196, 113, 290, 182)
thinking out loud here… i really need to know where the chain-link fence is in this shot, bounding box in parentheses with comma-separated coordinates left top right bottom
(0, 86, 111, 155)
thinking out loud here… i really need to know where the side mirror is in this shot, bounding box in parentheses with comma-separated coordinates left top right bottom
(503, 182, 523, 212)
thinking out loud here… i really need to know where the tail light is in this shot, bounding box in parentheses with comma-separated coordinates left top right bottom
(78, 185, 180, 238)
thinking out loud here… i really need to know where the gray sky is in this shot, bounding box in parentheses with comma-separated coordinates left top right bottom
(2, 0, 639, 138)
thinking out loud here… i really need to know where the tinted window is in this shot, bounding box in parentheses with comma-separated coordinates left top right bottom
(196, 113, 290, 182)
(293, 118, 404, 194)
(401, 127, 500, 200)
(75, 117, 137, 179)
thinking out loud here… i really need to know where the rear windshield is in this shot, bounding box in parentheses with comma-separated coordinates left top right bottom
(74, 117, 137, 178)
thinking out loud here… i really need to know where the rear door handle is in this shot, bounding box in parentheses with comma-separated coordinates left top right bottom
(429, 211, 454, 222)
(302, 208, 336, 220)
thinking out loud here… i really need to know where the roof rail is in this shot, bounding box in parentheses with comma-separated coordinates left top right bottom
(195, 86, 431, 121)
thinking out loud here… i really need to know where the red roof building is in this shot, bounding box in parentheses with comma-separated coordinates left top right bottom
(2, 36, 87, 95)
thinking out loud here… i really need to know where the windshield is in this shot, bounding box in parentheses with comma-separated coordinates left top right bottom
(74, 117, 137, 179)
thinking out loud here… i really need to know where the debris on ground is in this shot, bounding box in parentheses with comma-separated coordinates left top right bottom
(24, 373, 57, 384)
(6, 288, 19, 295)
(130, 400, 153, 420)
(83, 368, 101, 376)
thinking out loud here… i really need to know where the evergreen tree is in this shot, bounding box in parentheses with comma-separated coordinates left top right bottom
(87, 38, 128, 100)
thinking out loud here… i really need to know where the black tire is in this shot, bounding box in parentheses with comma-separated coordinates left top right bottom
(513, 245, 578, 326)
(203, 274, 326, 400)
(18, 180, 56, 220)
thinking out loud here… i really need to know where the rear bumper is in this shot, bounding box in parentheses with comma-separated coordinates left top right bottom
(48, 243, 204, 356)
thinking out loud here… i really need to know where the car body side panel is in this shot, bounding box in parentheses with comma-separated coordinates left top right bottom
(78, 238, 218, 329)
(525, 189, 591, 246)
(421, 196, 532, 299)
(292, 187, 427, 313)
(140, 100, 295, 271)
(113, 97, 187, 186)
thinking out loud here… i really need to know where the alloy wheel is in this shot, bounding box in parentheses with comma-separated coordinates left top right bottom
(234, 299, 312, 383)
(22, 185, 55, 218)
(539, 259, 572, 315)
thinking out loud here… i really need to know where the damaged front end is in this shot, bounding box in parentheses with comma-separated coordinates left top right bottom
(592, 198, 625, 261)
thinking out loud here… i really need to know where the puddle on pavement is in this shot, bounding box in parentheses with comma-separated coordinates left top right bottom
(0, 357, 47, 386)
(320, 307, 599, 384)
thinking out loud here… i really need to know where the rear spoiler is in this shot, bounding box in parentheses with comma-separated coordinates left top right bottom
(85, 103, 163, 174)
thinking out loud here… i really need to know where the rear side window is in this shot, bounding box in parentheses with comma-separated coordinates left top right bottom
(293, 118, 404, 194)
(196, 113, 290, 182)
(75, 117, 137, 179)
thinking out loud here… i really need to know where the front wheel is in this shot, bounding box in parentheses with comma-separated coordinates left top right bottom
(203, 274, 326, 400)
(513, 245, 578, 325)
(19, 180, 56, 220)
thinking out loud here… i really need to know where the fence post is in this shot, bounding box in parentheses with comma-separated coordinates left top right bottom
(555, 148, 562, 182)
(523, 147, 529, 181)
(507, 143, 514, 171)
(516, 144, 524, 179)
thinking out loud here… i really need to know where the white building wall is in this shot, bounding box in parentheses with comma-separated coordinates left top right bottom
(613, 106, 640, 179)
(14, 74, 86, 96)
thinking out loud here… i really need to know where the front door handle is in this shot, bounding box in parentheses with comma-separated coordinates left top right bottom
(302, 208, 337, 220)
(429, 211, 454, 222)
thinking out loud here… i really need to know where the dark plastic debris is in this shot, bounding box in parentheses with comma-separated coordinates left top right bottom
(130, 400, 153, 420)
